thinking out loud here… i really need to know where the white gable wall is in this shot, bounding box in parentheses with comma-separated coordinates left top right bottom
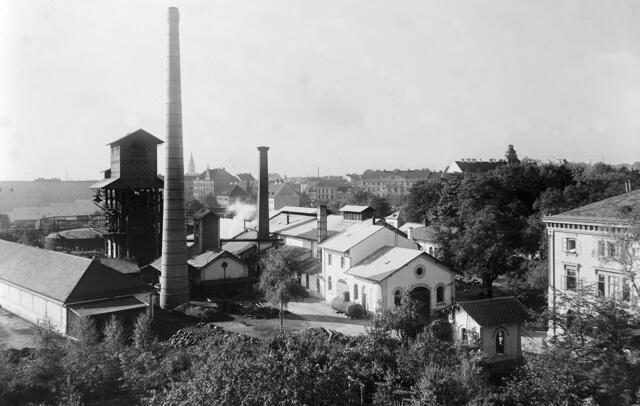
(201, 258, 248, 281)
(0, 279, 66, 334)
(349, 227, 415, 264)
(382, 256, 455, 311)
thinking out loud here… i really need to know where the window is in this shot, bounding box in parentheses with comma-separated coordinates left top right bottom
(394, 289, 402, 306)
(415, 266, 424, 278)
(305, 274, 309, 288)
(429, 247, 434, 255)
(606, 242, 616, 258)
(340, 257, 345, 269)
(461, 328, 468, 342)
(328, 254, 332, 266)
(354, 284, 358, 300)
(564, 238, 577, 253)
(496, 330, 505, 354)
(316, 278, 320, 292)
(436, 286, 444, 303)
(597, 241, 605, 257)
(608, 276, 620, 299)
(328, 276, 332, 291)
(564, 266, 577, 291)
(597, 274, 605, 297)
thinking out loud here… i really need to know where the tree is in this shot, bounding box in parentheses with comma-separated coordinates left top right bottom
(403, 180, 441, 223)
(368, 196, 391, 218)
(505, 144, 520, 164)
(371, 289, 429, 345)
(185, 199, 204, 220)
(259, 246, 306, 331)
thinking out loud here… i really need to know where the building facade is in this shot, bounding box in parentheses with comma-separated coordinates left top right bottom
(542, 189, 640, 336)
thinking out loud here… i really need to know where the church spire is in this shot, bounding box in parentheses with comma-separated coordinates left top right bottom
(187, 152, 196, 175)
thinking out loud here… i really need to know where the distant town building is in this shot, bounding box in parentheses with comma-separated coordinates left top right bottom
(236, 173, 257, 194)
(309, 179, 352, 203)
(0, 180, 96, 214)
(184, 174, 196, 201)
(443, 159, 506, 174)
(350, 169, 437, 197)
(268, 183, 300, 211)
(193, 168, 241, 204)
(215, 185, 250, 208)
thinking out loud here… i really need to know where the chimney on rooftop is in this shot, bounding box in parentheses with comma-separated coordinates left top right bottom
(257, 146, 270, 241)
(160, 7, 189, 309)
(317, 205, 327, 257)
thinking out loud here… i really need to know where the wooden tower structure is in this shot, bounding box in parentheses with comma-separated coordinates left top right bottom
(91, 129, 164, 266)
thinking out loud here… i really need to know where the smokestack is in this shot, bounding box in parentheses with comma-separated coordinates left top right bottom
(160, 7, 189, 309)
(317, 204, 327, 257)
(257, 146, 270, 241)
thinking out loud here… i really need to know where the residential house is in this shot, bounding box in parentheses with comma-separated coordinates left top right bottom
(448, 297, 528, 367)
(309, 179, 352, 203)
(542, 189, 640, 336)
(215, 185, 250, 208)
(269, 183, 300, 211)
(236, 173, 257, 194)
(0, 239, 154, 338)
(193, 168, 241, 204)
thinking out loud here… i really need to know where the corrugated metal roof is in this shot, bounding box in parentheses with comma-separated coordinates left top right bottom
(46, 228, 101, 240)
(0, 240, 152, 304)
(279, 214, 351, 240)
(456, 297, 529, 327)
(318, 222, 383, 253)
(345, 246, 424, 282)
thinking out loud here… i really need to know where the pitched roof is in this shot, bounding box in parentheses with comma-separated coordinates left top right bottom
(268, 183, 298, 197)
(187, 250, 238, 269)
(546, 189, 640, 223)
(95, 257, 140, 274)
(361, 169, 431, 180)
(0, 240, 152, 304)
(451, 160, 505, 173)
(319, 222, 384, 252)
(236, 173, 255, 181)
(278, 206, 318, 216)
(196, 168, 240, 183)
(345, 246, 425, 282)
(193, 208, 219, 220)
(107, 129, 163, 146)
(339, 205, 372, 213)
(278, 214, 351, 241)
(316, 179, 349, 188)
(456, 297, 529, 327)
(218, 184, 250, 197)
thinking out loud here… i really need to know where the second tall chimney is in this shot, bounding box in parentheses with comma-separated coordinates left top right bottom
(257, 146, 270, 241)
(160, 7, 189, 309)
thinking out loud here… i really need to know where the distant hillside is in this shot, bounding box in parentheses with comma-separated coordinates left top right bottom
(0, 180, 97, 213)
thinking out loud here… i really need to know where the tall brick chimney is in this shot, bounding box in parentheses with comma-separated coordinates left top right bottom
(257, 146, 270, 241)
(160, 7, 189, 309)
(316, 204, 327, 257)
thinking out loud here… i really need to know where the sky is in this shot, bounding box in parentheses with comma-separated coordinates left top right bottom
(1, 0, 639, 181)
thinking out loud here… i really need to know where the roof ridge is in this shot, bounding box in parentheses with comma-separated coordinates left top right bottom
(457, 295, 517, 304)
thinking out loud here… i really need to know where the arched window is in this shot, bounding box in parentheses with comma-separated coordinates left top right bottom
(436, 286, 444, 303)
(429, 247, 434, 255)
(394, 289, 402, 306)
(354, 284, 359, 300)
(316, 278, 320, 292)
(496, 330, 505, 354)
(461, 328, 468, 342)
(328, 276, 332, 291)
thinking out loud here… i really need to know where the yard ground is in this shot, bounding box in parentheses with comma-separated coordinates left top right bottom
(0, 306, 37, 350)
(212, 297, 370, 339)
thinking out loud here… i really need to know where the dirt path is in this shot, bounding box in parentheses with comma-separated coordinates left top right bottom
(0, 307, 37, 350)
(213, 298, 370, 339)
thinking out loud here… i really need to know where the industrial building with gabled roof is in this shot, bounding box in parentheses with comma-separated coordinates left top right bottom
(0, 239, 154, 338)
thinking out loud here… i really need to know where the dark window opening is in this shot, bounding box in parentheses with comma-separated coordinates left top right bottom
(496, 330, 505, 354)
(436, 286, 444, 303)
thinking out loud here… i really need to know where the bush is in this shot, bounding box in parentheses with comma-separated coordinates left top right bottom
(344, 302, 364, 318)
(331, 297, 345, 313)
